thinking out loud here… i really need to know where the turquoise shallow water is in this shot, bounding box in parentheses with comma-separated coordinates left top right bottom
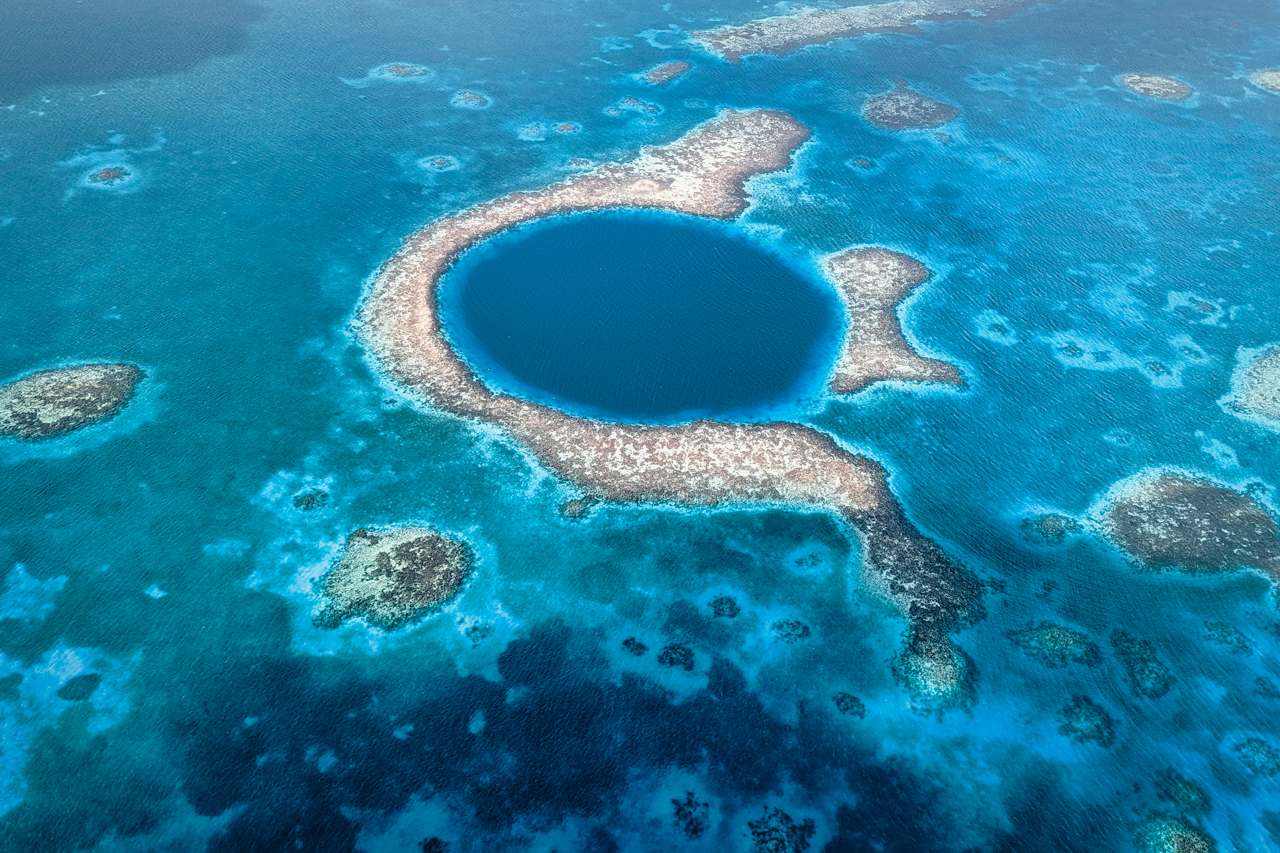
(1, 0, 1280, 850)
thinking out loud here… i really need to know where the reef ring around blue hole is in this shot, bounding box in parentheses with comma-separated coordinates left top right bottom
(438, 209, 845, 425)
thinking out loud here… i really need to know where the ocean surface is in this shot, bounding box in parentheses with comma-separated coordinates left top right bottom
(1, 0, 1279, 850)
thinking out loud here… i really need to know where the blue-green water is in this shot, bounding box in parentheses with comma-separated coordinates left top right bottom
(442, 212, 842, 423)
(0, 0, 1279, 850)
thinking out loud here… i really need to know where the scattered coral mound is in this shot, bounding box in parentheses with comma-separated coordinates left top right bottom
(644, 61, 690, 85)
(1111, 629, 1176, 699)
(1250, 70, 1280, 93)
(692, 0, 1026, 62)
(1135, 816, 1216, 853)
(1226, 345, 1280, 428)
(1103, 473, 1280, 579)
(1118, 74, 1192, 101)
(0, 363, 143, 440)
(1007, 621, 1101, 668)
(1057, 694, 1116, 746)
(863, 81, 959, 129)
(316, 526, 475, 630)
(1020, 512, 1081, 545)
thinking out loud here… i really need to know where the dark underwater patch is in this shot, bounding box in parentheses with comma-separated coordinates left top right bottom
(0, 0, 263, 101)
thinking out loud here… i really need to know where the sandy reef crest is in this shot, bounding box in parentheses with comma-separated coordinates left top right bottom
(0, 363, 143, 440)
(1117, 74, 1192, 101)
(692, 0, 1030, 62)
(359, 109, 981, 692)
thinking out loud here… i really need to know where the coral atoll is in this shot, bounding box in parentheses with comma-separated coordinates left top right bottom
(863, 81, 959, 129)
(0, 363, 143, 440)
(316, 526, 475, 630)
(359, 109, 982, 687)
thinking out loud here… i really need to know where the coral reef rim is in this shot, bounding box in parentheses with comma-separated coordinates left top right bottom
(358, 107, 980, 649)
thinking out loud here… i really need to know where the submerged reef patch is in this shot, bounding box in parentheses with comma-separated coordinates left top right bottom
(863, 81, 959, 129)
(832, 691, 867, 718)
(1007, 621, 1102, 668)
(1203, 620, 1250, 654)
(1154, 768, 1211, 819)
(1118, 74, 1192, 101)
(1020, 513, 1081, 545)
(1235, 737, 1280, 776)
(1225, 345, 1280, 428)
(316, 525, 475, 630)
(1111, 629, 1176, 699)
(747, 807, 815, 853)
(359, 109, 981, 688)
(1101, 472, 1280, 580)
(0, 363, 142, 440)
(672, 792, 710, 839)
(691, 0, 1031, 62)
(1135, 816, 1216, 853)
(1056, 694, 1116, 747)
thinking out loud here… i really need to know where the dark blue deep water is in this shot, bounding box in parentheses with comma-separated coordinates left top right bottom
(443, 212, 842, 423)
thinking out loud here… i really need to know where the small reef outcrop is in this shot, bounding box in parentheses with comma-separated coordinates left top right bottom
(643, 61, 690, 85)
(691, 0, 1029, 62)
(1250, 70, 1280, 93)
(0, 362, 143, 440)
(1057, 694, 1116, 747)
(1020, 512, 1081, 545)
(1101, 472, 1280, 580)
(1225, 345, 1280, 428)
(316, 526, 475, 630)
(863, 81, 959, 129)
(1111, 629, 1176, 699)
(1135, 816, 1216, 853)
(1118, 74, 1193, 101)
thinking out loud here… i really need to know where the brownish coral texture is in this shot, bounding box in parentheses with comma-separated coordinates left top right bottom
(863, 82, 960, 129)
(692, 0, 1030, 62)
(0, 363, 142, 440)
(644, 61, 691, 85)
(359, 109, 980, 646)
(1104, 473, 1280, 580)
(317, 526, 475, 630)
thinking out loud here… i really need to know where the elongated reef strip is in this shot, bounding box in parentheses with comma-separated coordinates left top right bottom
(359, 108, 980, 637)
(692, 0, 1030, 62)
(1118, 74, 1192, 101)
(644, 61, 691, 86)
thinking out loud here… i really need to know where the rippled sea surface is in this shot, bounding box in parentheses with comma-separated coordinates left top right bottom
(1, 0, 1279, 849)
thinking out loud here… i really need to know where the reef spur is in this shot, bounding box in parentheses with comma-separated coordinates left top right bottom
(359, 109, 981, 706)
(692, 0, 1029, 62)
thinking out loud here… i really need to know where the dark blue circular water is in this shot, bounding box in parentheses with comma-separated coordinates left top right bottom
(440, 211, 843, 424)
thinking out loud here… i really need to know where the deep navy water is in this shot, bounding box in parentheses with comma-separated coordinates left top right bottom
(443, 212, 842, 422)
(1, 0, 1280, 850)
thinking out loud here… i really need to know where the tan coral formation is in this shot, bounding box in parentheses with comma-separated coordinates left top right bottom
(692, 0, 1029, 62)
(863, 82, 960, 130)
(358, 109, 981, 642)
(826, 248, 961, 393)
(1249, 70, 1280, 93)
(317, 526, 475, 630)
(644, 61, 691, 86)
(0, 363, 142, 440)
(1118, 74, 1192, 101)
(1226, 345, 1280, 428)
